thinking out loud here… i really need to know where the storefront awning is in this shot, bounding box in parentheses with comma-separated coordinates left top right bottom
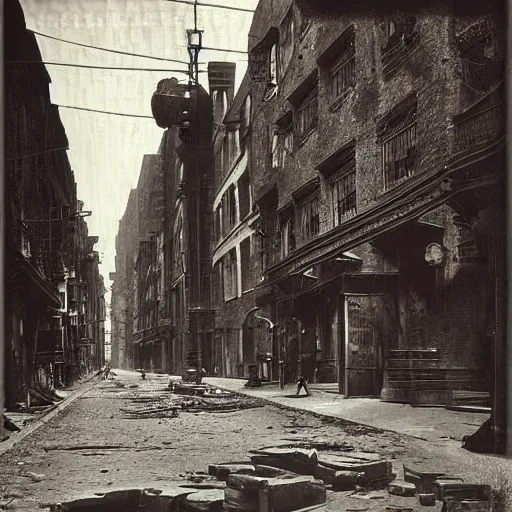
(16, 254, 61, 309)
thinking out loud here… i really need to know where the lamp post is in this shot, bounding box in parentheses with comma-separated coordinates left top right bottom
(186, 4, 205, 385)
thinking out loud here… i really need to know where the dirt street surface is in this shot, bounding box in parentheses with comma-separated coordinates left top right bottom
(0, 370, 511, 511)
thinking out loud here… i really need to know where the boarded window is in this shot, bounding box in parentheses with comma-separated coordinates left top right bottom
(301, 196, 320, 241)
(240, 237, 252, 292)
(221, 185, 237, 235)
(280, 215, 296, 258)
(271, 128, 293, 170)
(212, 261, 224, 306)
(296, 88, 318, 143)
(269, 43, 278, 85)
(279, 8, 295, 76)
(382, 123, 417, 190)
(381, 15, 419, 77)
(215, 206, 222, 242)
(331, 162, 356, 226)
(331, 46, 355, 100)
(238, 169, 251, 220)
(377, 94, 417, 191)
(223, 248, 238, 301)
(228, 129, 240, 165)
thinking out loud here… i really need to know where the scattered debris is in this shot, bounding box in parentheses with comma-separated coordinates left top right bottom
(208, 463, 256, 481)
(23, 472, 46, 482)
(403, 464, 446, 493)
(418, 492, 436, 506)
(225, 472, 326, 512)
(388, 480, 417, 497)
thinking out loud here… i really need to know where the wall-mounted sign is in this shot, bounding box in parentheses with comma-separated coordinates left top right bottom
(425, 243, 445, 266)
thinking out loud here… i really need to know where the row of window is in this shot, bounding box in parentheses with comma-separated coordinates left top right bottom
(214, 169, 252, 245)
(258, 11, 420, 170)
(279, 160, 357, 259)
(277, 100, 417, 261)
(255, 5, 418, 90)
(212, 235, 258, 305)
(215, 94, 252, 189)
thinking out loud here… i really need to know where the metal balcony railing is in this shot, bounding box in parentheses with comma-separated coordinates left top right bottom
(453, 84, 505, 158)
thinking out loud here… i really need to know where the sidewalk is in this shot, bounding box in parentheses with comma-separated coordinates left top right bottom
(203, 377, 490, 443)
(0, 372, 101, 456)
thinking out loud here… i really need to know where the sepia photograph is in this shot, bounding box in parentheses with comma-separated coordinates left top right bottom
(1, 0, 510, 510)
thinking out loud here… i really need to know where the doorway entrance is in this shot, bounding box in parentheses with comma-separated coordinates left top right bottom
(339, 293, 396, 397)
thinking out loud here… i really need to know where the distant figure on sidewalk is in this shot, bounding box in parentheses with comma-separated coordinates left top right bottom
(296, 375, 310, 396)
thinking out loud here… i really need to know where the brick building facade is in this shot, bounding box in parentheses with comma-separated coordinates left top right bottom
(111, 189, 139, 370)
(4, 0, 106, 415)
(243, 1, 505, 448)
(210, 68, 274, 380)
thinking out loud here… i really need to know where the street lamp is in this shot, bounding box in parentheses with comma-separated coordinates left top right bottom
(187, 28, 203, 53)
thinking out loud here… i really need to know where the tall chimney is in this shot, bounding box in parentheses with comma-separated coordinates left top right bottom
(207, 62, 236, 126)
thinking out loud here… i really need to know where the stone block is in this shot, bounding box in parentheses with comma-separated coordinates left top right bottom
(208, 464, 255, 481)
(320, 456, 391, 478)
(418, 493, 436, 506)
(403, 464, 446, 494)
(250, 455, 316, 476)
(180, 489, 225, 512)
(444, 500, 491, 512)
(224, 474, 326, 512)
(312, 463, 337, 484)
(434, 483, 491, 502)
(388, 480, 417, 497)
(332, 470, 364, 491)
(255, 465, 298, 478)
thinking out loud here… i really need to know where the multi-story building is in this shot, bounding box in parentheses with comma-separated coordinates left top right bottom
(210, 69, 273, 380)
(4, 0, 106, 412)
(111, 189, 139, 370)
(149, 75, 215, 375)
(245, 1, 505, 449)
(131, 154, 166, 371)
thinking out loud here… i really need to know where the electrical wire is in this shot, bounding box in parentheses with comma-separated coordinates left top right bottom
(167, 0, 255, 13)
(28, 29, 193, 65)
(5, 61, 195, 74)
(202, 45, 248, 54)
(6, 146, 69, 161)
(27, 29, 248, 63)
(57, 104, 155, 118)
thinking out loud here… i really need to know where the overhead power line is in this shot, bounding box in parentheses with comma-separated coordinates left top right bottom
(29, 29, 193, 65)
(57, 104, 155, 119)
(167, 0, 255, 13)
(202, 45, 248, 54)
(5, 61, 197, 74)
(6, 146, 69, 161)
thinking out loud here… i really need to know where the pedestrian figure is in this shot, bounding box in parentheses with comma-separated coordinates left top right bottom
(296, 375, 310, 396)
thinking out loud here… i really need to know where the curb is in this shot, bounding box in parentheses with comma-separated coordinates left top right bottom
(0, 376, 100, 456)
(205, 382, 398, 438)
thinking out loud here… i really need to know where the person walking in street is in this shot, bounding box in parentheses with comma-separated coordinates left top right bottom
(296, 375, 311, 396)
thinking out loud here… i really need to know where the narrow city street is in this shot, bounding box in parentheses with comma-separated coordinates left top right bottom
(1, 371, 511, 511)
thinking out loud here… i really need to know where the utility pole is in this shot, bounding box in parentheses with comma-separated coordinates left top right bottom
(186, 0, 204, 384)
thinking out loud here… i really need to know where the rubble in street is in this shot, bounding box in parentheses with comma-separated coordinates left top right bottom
(42, 436, 501, 512)
(116, 380, 263, 419)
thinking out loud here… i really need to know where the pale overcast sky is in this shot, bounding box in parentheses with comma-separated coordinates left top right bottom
(19, 0, 257, 315)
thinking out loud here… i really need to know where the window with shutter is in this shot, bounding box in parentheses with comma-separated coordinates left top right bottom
(331, 162, 356, 227)
(296, 87, 318, 143)
(377, 94, 418, 190)
(279, 8, 295, 77)
(300, 195, 320, 241)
